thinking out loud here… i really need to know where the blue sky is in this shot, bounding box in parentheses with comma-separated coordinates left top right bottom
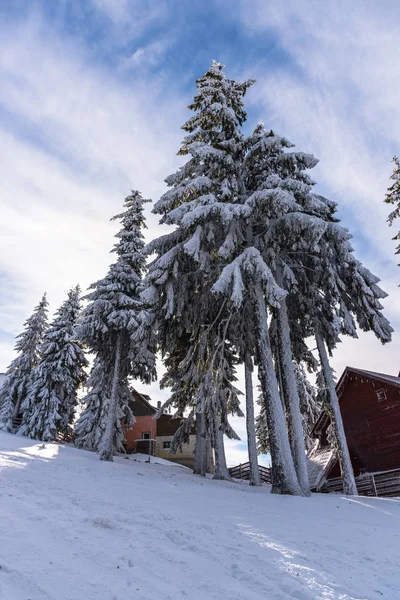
(1, 0, 399, 465)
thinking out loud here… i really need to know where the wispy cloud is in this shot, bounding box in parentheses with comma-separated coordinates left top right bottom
(0, 10, 184, 366)
(121, 37, 174, 71)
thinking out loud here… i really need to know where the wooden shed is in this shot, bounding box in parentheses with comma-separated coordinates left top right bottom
(307, 367, 400, 497)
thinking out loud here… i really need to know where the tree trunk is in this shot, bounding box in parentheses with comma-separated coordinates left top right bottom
(98, 336, 122, 462)
(254, 283, 302, 495)
(194, 409, 207, 476)
(274, 269, 310, 495)
(244, 354, 261, 486)
(12, 396, 22, 421)
(315, 331, 358, 496)
(211, 411, 231, 480)
(205, 435, 213, 474)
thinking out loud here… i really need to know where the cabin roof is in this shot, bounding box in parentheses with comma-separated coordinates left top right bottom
(344, 368, 400, 388)
(128, 389, 157, 416)
(336, 366, 400, 400)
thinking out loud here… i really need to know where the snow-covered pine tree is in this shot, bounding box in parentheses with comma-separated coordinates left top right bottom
(145, 62, 253, 480)
(18, 286, 88, 441)
(79, 190, 156, 461)
(74, 357, 108, 451)
(211, 123, 317, 495)
(215, 120, 391, 495)
(385, 156, 400, 271)
(236, 123, 328, 495)
(0, 294, 48, 432)
(273, 152, 393, 494)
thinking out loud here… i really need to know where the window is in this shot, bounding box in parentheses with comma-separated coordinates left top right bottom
(163, 441, 171, 449)
(376, 389, 387, 401)
(142, 432, 151, 440)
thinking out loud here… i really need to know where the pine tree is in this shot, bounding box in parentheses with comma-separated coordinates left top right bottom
(18, 286, 88, 441)
(145, 62, 253, 480)
(0, 294, 48, 432)
(277, 160, 393, 494)
(213, 119, 392, 494)
(74, 358, 108, 451)
(79, 190, 156, 461)
(211, 123, 316, 495)
(385, 156, 400, 270)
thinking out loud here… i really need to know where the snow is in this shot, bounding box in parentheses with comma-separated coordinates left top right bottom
(1, 433, 399, 600)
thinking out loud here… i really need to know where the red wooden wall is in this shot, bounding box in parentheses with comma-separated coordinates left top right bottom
(338, 374, 400, 475)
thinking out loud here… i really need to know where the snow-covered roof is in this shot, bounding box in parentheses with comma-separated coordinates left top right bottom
(307, 445, 336, 490)
(347, 368, 400, 388)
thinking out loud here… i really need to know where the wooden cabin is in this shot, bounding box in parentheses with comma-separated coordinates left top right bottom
(308, 367, 400, 497)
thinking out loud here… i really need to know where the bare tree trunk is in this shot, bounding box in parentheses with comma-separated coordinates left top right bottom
(315, 331, 358, 496)
(211, 411, 231, 480)
(245, 354, 261, 486)
(12, 397, 22, 421)
(255, 283, 302, 495)
(274, 268, 310, 495)
(98, 336, 121, 462)
(205, 435, 213, 474)
(194, 409, 207, 476)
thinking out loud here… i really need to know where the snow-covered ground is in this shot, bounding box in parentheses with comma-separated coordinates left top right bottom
(0, 433, 399, 600)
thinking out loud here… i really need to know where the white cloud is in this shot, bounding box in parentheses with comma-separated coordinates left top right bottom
(122, 37, 173, 70)
(92, 0, 167, 31)
(0, 13, 184, 366)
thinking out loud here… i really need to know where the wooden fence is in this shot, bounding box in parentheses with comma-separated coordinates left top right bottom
(229, 462, 400, 497)
(321, 468, 400, 498)
(228, 462, 272, 484)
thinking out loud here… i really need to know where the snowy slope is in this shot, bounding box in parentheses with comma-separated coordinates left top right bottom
(0, 433, 399, 600)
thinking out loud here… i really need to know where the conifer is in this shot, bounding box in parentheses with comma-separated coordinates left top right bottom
(0, 294, 48, 432)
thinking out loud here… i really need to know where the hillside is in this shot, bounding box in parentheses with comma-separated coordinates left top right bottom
(0, 433, 399, 600)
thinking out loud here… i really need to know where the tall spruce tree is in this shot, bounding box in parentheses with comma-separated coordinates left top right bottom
(385, 156, 400, 271)
(18, 286, 88, 441)
(78, 190, 156, 461)
(213, 120, 392, 495)
(145, 62, 253, 480)
(273, 155, 393, 494)
(0, 294, 48, 432)
(211, 123, 318, 495)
